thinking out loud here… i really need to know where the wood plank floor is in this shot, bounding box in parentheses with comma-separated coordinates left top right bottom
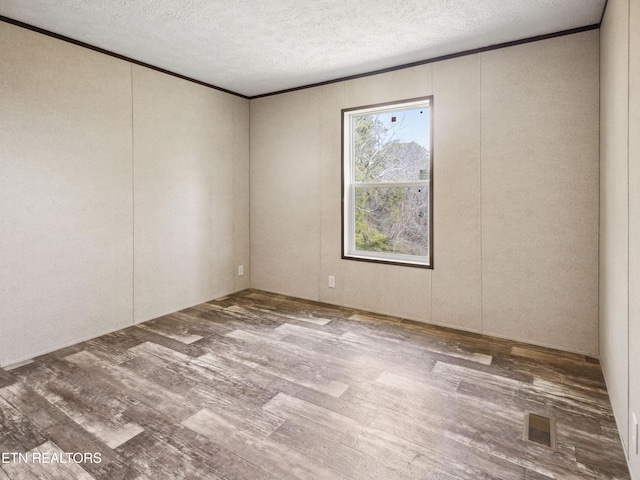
(0, 289, 630, 479)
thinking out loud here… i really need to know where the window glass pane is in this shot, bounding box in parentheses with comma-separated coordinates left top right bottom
(354, 185, 429, 256)
(353, 106, 430, 183)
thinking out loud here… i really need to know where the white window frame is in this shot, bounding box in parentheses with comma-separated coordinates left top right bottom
(341, 96, 434, 268)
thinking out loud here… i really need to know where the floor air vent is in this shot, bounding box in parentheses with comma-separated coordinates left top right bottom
(524, 412, 557, 450)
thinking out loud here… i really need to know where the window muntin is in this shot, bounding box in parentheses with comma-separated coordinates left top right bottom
(342, 97, 433, 268)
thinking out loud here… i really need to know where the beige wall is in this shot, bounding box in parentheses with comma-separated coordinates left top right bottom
(0, 22, 249, 367)
(250, 30, 600, 355)
(481, 33, 599, 353)
(0, 22, 134, 367)
(630, 0, 640, 475)
(132, 66, 246, 322)
(250, 90, 321, 300)
(600, 0, 640, 477)
(233, 97, 251, 292)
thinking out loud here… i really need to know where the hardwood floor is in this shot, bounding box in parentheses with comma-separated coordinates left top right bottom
(0, 289, 630, 479)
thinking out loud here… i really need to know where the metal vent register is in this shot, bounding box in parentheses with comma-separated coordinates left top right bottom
(523, 412, 557, 451)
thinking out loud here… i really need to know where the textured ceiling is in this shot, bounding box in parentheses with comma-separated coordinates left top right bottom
(0, 0, 605, 97)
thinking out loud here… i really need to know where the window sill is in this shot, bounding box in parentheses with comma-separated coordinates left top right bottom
(342, 253, 432, 269)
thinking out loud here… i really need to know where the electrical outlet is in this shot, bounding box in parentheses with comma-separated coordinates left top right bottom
(328, 275, 336, 288)
(238, 265, 244, 276)
(633, 413, 638, 455)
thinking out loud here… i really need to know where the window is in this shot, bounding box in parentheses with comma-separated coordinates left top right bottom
(342, 96, 433, 268)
